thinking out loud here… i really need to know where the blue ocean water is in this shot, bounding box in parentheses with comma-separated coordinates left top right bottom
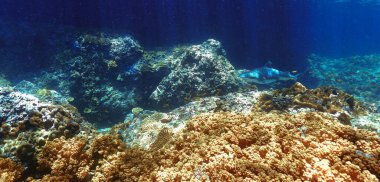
(0, 0, 378, 123)
(1, 0, 380, 72)
(1, 1, 380, 181)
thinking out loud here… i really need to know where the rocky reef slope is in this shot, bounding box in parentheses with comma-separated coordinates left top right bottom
(2, 111, 379, 181)
(0, 82, 379, 181)
(0, 34, 379, 181)
(26, 36, 241, 126)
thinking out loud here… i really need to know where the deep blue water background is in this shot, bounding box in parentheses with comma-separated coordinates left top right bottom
(1, 0, 380, 72)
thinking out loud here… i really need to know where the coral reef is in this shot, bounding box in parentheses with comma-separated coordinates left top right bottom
(256, 82, 368, 125)
(30, 34, 144, 126)
(15, 80, 71, 104)
(75, 34, 143, 61)
(117, 83, 372, 150)
(149, 39, 240, 109)
(308, 54, 380, 110)
(148, 111, 380, 181)
(0, 87, 93, 163)
(2, 31, 380, 181)
(28, 38, 243, 125)
(117, 90, 262, 148)
(0, 82, 379, 181)
(0, 157, 23, 182)
(91, 148, 157, 182)
(61, 55, 137, 121)
(89, 135, 157, 182)
(33, 137, 92, 181)
(12, 111, 380, 181)
(26, 134, 157, 181)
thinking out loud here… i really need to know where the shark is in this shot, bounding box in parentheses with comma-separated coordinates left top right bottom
(239, 62, 300, 84)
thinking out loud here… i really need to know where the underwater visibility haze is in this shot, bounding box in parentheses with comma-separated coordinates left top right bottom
(0, 0, 380, 181)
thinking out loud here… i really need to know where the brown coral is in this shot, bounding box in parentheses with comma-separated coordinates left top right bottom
(89, 135, 159, 181)
(21, 111, 380, 181)
(0, 158, 23, 182)
(32, 137, 93, 181)
(151, 112, 380, 181)
(89, 134, 126, 161)
(256, 82, 368, 116)
(92, 148, 158, 182)
(28, 134, 157, 181)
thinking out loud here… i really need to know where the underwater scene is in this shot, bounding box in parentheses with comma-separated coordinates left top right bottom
(0, 0, 380, 181)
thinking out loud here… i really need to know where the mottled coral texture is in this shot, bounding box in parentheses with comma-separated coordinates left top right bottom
(31, 137, 93, 181)
(154, 112, 380, 181)
(14, 112, 380, 181)
(0, 158, 23, 182)
(27, 135, 157, 182)
(257, 82, 367, 115)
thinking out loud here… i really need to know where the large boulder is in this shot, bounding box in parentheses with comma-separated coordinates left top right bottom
(149, 39, 239, 109)
(30, 34, 144, 126)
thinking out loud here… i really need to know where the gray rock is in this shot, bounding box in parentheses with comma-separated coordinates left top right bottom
(149, 39, 239, 108)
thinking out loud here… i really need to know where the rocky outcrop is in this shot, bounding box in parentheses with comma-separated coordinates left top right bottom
(31, 34, 144, 126)
(149, 39, 240, 109)
(0, 87, 94, 163)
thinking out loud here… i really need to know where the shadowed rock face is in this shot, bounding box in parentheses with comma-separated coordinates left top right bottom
(28, 34, 144, 127)
(24, 35, 240, 126)
(149, 39, 239, 110)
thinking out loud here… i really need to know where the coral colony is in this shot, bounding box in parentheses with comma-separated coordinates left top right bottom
(0, 34, 379, 181)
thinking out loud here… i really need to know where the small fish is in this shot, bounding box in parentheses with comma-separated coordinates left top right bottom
(239, 62, 301, 84)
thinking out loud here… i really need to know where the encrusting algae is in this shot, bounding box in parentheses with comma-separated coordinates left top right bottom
(3, 111, 377, 181)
